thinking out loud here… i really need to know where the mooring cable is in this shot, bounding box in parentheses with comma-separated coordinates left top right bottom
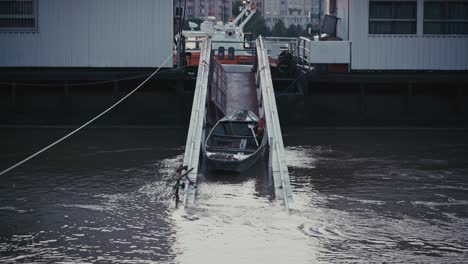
(0, 73, 152, 87)
(0, 54, 174, 176)
(0, 65, 189, 87)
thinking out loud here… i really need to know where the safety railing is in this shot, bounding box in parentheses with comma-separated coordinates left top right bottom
(181, 37, 212, 207)
(210, 57, 227, 114)
(297, 37, 312, 70)
(264, 37, 297, 59)
(256, 36, 293, 210)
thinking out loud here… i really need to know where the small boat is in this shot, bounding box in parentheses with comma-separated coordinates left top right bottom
(204, 110, 266, 172)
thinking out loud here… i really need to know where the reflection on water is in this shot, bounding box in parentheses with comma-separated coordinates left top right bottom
(1, 127, 468, 263)
(173, 163, 318, 264)
(285, 130, 468, 263)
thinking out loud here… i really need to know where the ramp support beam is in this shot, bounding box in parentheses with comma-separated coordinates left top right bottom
(181, 37, 212, 208)
(256, 36, 294, 210)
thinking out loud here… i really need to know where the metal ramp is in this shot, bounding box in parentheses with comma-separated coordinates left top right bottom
(256, 36, 294, 209)
(223, 65, 258, 115)
(180, 37, 211, 206)
(180, 36, 293, 210)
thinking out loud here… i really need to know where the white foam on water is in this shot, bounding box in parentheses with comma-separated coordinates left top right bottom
(0, 206, 31, 214)
(58, 204, 108, 212)
(172, 180, 321, 264)
(285, 146, 319, 169)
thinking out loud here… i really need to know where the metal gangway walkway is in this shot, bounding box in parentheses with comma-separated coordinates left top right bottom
(180, 36, 293, 210)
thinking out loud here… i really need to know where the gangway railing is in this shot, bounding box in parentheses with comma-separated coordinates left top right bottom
(181, 37, 212, 208)
(256, 36, 294, 210)
(180, 36, 293, 210)
(264, 37, 297, 59)
(297, 37, 312, 70)
(210, 57, 227, 114)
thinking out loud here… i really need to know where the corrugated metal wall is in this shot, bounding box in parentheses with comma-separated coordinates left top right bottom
(335, 0, 349, 41)
(309, 41, 351, 63)
(0, 0, 173, 67)
(349, 0, 468, 71)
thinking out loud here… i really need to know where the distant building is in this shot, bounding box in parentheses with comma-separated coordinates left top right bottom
(175, 0, 234, 22)
(250, 1, 265, 16)
(264, 0, 318, 29)
(174, 0, 264, 22)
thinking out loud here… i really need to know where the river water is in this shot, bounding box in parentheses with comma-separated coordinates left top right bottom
(0, 127, 467, 263)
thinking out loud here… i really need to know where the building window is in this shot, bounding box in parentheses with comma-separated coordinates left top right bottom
(0, 0, 37, 31)
(424, 1, 468, 35)
(369, 1, 417, 34)
(187, 7, 194, 16)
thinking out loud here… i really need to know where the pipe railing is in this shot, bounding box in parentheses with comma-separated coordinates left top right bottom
(263, 37, 298, 59)
(297, 37, 312, 70)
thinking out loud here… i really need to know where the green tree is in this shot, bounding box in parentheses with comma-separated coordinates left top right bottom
(271, 19, 287, 37)
(244, 13, 270, 37)
(285, 24, 305, 37)
(296, 25, 303, 37)
(286, 24, 298, 37)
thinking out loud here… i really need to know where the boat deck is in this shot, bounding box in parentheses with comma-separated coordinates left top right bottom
(223, 65, 258, 115)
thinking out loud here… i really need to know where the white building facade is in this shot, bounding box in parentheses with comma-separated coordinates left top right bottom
(264, 0, 316, 29)
(319, 0, 468, 71)
(0, 0, 174, 68)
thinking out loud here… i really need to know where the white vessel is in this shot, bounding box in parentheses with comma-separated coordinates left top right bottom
(175, 1, 258, 66)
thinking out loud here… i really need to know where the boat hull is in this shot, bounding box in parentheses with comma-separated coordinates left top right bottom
(205, 143, 265, 172)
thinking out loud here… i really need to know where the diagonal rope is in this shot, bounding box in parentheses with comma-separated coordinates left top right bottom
(0, 65, 188, 87)
(0, 53, 174, 176)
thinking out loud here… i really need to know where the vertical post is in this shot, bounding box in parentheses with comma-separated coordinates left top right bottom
(296, 38, 300, 62)
(318, 0, 322, 39)
(269, 136, 274, 180)
(225, 0, 227, 22)
(301, 40, 305, 69)
(177, 37, 182, 69)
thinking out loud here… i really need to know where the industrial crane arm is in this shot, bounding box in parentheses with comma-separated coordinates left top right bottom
(232, 2, 256, 27)
(232, 5, 249, 25)
(238, 7, 256, 31)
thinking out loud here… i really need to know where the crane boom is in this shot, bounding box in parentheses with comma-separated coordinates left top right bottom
(238, 7, 256, 31)
(232, 2, 257, 29)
